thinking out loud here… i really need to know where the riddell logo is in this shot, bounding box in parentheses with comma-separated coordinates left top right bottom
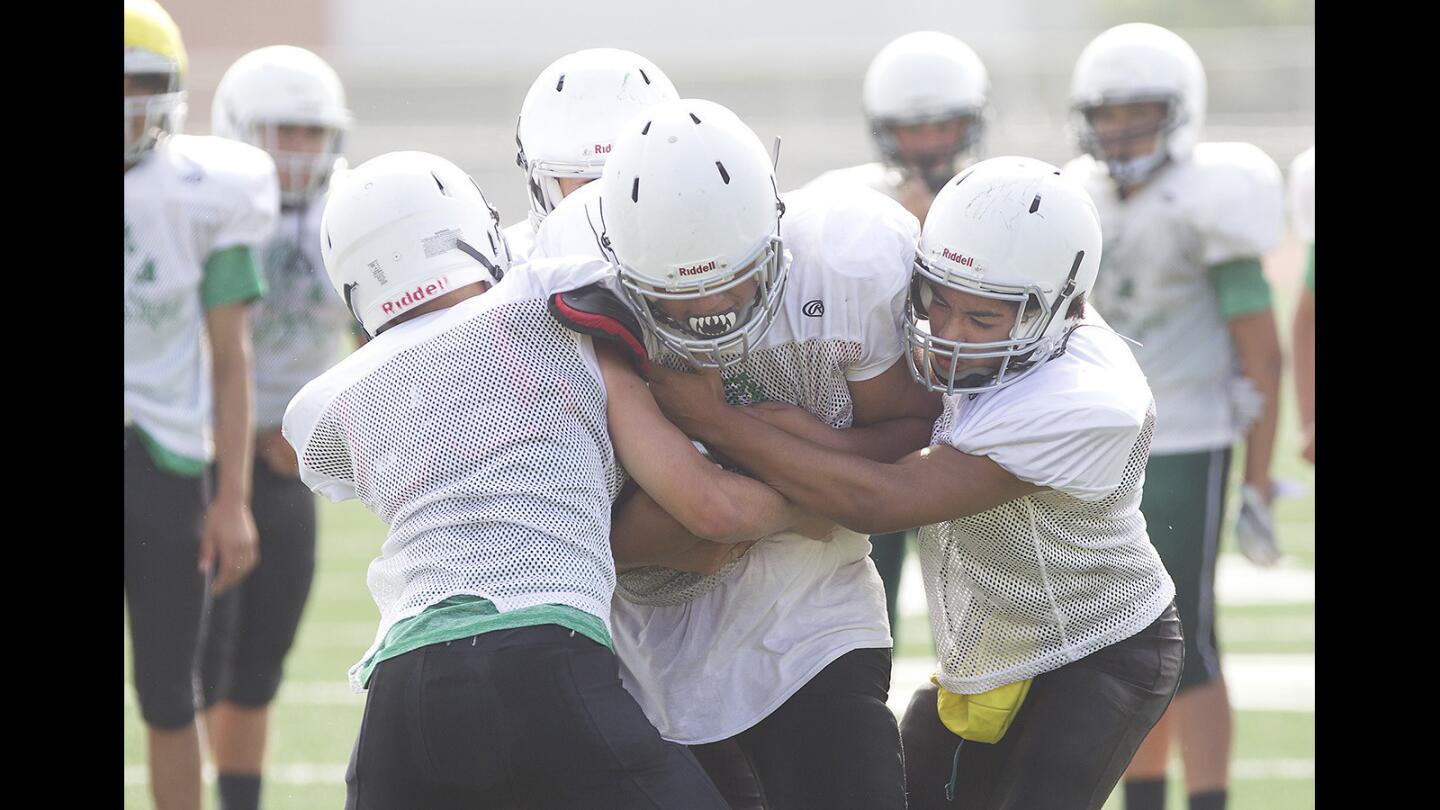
(678, 260, 717, 277)
(380, 275, 449, 315)
(941, 248, 976, 267)
(595, 143, 613, 154)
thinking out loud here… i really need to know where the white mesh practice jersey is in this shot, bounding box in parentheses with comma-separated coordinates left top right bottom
(533, 182, 917, 742)
(250, 197, 354, 428)
(282, 257, 626, 691)
(124, 135, 279, 463)
(921, 312, 1175, 694)
(1288, 147, 1315, 244)
(803, 162, 905, 203)
(1064, 143, 1284, 454)
(502, 218, 536, 264)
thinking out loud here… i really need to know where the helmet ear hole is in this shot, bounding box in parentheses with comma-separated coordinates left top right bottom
(909, 272, 932, 319)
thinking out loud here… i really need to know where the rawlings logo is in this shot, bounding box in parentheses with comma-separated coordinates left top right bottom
(380, 275, 449, 315)
(940, 248, 976, 267)
(677, 260, 717, 277)
(802, 300, 825, 317)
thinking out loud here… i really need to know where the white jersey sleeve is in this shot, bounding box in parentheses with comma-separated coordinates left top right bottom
(283, 365, 359, 503)
(941, 320, 1151, 502)
(801, 162, 903, 203)
(1288, 146, 1316, 243)
(778, 186, 917, 381)
(171, 135, 281, 255)
(1190, 142, 1284, 266)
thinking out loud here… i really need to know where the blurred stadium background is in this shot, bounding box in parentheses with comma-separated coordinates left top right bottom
(125, 1, 1316, 807)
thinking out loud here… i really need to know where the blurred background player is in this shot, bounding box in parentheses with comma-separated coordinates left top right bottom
(199, 44, 356, 810)
(1288, 146, 1314, 465)
(535, 98, 939, 809)
(648, 156, 1182, 810)
(507, 48, 678, 261)
(804, 30, 990, 639)
(124, 1, 278, 808)
(1063, 23, 1286, 810)
(807, 31, 989, 225)
(285, 150, 809, 809)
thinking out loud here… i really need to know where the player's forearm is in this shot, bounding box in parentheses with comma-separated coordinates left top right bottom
(1231, 312, 1284, 487)
(697, 405, 902, 533)
(610, 487, 706, 570)
(746, 403, 932, 463)
(1292, 290, 1316, 431)
(211, 349, 255, 503)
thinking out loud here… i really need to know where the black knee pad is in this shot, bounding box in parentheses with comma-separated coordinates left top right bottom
(134, 679, 199, 730)
(225, 660, 286, 707)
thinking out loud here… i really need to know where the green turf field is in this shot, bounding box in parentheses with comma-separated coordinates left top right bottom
(124, 253, 1315, 810)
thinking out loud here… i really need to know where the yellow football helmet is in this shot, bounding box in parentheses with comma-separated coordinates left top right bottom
(124, 0, 187, 164)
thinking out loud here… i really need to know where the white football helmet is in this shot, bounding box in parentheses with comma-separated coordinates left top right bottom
(596, 99, 788, 369)
(907, 156, 1102, 394)
(1069, 23, 1206, 187)
(320, 151, 511, 337)
(515, 49, 678, 231)
(863, 31, 989, 193)
(124, 0, 187, 165)
(213, 46, 353, 206)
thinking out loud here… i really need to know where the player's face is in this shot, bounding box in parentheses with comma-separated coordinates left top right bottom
(557, 177, 591, 197)
(1085, 101, 1167, 163)
(924, 282, 1021, 375)
(265, 123, 337, 196)
(892, 118, 974, 175)
(651, 274, 763, 339)
(124, 73, 169, 156)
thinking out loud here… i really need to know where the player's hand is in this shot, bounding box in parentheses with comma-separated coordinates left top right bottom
(663, 538, 757, 575)
(649, 365, 728, 435)
(257, 426, 301, 478)
(1235, 482, 1281, 567)
(199, 496, 259, 594)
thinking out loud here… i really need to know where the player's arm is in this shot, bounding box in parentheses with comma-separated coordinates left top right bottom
(1212, 258, 1284, 497)
(595, 341, 805, 545)
(755, 358, 940, 463)
(649, 365, 1040, 534)
(201, 246, 265, 593)
(1292, 248, 1315, 464)
(610, 483, 756, 574)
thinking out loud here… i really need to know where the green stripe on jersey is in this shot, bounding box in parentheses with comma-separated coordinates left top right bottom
(201, 245, 267, 311)
(129, 425, 206, 478)
(355, 595, 613, 688)
(1209, 257, 1273, 321)
(1305, 244, 1315, 292)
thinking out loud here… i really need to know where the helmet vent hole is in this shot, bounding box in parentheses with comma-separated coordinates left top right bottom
(556, 74, 565, 92)
(631, 177, 640, 202)
(432, 171, 449, 196)
(954, 171, 971, 187)
(715, 161, 730, 184)
(689, 113, 702, 125)
(641, 121, 652, 135)
(1029, 194, 1042, 213)
(639, 68, 651, 85)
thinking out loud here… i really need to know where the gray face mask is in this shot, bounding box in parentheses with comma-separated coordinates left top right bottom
(1102, 149, 1169, 188)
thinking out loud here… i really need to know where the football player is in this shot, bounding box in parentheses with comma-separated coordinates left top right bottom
(1288, 146, 1314, 465)
(506, 48, 677, 261)
(807, 31, 989, 225)
(124, 2, 278, 808)
(198, 45, 357, 810)
(284, 151, 817, 808)
(1062, 23, 1286, 810)
(532, 98, 940, 809)
(648, 156, 1183, 810)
